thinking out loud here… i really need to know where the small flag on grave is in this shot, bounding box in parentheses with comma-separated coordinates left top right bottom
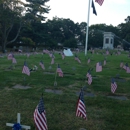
(111, 78, 117, 93)
(61, 52, 65, 60)
(12, 55, 17, 64)
(39, 61, 45, 70)
(120, 61, 123, 68)
(104, 58, 106, 65)
(51, 55, 54, 64)
(22, 61, 30, 76)
(56, 64, 63, 77)
(126, 64, 130, 73)
(8, 53, 13, 60)
(75, 55, 81, 63)
(87, 58, 90, 64)
(76, 89, 87, 120)
(96, 62, 102, 72)
(34, 97, 48, 130)
(123, 63, 128, 70)
(86, 70, 92, 85)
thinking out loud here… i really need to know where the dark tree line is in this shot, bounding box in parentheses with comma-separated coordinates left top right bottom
(0, 0, 130, 52)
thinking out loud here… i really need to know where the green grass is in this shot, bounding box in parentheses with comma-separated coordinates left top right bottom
(0, 51, 130, 130)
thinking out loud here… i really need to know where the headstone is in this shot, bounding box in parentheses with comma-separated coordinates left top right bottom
(6, 113, 31, 129)
(45, 89, 63, 95)
(107, 96, 128, 100)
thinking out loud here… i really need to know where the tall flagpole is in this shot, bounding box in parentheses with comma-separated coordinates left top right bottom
(85, 0, 92, 56)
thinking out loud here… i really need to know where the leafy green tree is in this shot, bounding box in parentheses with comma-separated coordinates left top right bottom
(43, 17, 82, 48)
(117, 16, 130, 49)
(63, 38, 77, 48)
(0, 0, 24, 52)
(24, 0, 50, 22)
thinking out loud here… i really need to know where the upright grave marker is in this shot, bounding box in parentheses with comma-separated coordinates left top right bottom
(6, 113, 31, 130)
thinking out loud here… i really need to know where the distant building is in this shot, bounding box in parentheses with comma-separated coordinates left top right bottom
(103, 32, 114, 49)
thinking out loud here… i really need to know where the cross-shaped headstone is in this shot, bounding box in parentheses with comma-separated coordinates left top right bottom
(6, 113, 31, 130)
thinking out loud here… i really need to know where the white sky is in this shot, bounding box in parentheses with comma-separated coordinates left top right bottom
(44, 0, 130, 26)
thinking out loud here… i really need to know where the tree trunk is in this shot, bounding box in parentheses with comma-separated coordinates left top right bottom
(2, 42, 6, 53)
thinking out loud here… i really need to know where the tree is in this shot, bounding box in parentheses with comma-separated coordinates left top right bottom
(0, 0, 50, 52)
(117, 16, 130, 49)
(24, 0, 50, 22)
(0, 0, 25, 52)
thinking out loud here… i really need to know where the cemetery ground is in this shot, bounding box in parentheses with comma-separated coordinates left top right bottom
(0, 51, 130, 130)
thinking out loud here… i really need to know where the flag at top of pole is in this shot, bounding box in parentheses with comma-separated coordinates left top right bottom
(95, 0, 104, 6)
(92, 0, 97, 15)
(85, 0, 104, 56)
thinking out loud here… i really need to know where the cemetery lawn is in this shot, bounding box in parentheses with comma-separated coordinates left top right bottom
(0, 51, 130, 130)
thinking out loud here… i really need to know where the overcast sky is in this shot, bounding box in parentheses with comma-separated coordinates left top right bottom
(44, 0, 130, 26)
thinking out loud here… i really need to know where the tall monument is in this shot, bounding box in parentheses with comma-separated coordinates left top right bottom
(103, 32, 114, 49)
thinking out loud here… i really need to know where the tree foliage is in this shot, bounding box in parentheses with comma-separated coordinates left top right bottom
(0, 0, 130, 52)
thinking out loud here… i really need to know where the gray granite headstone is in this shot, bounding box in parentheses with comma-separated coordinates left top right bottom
(13, 84, 31, 89)
(45, 89, 63, 95)
(44, 72, 54, 75)
(76, 91, 95, 97)
(107, 96, 128, 100)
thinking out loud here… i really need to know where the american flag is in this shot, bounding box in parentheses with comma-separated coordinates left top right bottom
(126, 64, 130, 73)
(95, 0, 104, 6)
(57, 64, 63, 77)
(61, 52, 65, 60)
(7, 53, 13, 60)
(76, 89, 87, 120)
(120, 62, 123, 68)
(43, 49, 49, 54)
(123, 63, 128, 70)
(96, 62, 102, 72)
(34, 97, 48, 130)
(106, 50, 109, 55)
(51, 55, 54, 64)
(75, 55, 81, 63)
(86, 71, 92, 85)
(22, 61, 30, 76)
(39, 61, 45, 70)
(12, 55, 17, 64)
(104, 59, 106, 65)
(49, 52, 52, 57)
(111, 78, 117, 93)
(18, 49, 22, 53)
(87, 58, 90, 64)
